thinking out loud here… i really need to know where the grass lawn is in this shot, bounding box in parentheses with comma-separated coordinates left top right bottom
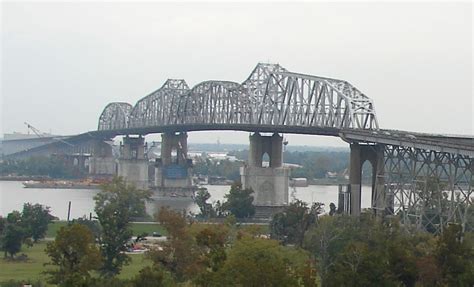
(0, 241, 152, 285)
(0, 241, 51, 283)
(46, 221, 167, 238)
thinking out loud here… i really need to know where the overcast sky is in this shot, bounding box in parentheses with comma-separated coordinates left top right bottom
(1, 2, 472, 147)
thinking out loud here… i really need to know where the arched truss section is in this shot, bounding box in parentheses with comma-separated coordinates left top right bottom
(241, 63, 379, 129)
(98, 102, 133, 131)
(128, 79, 190, 128)
(97, 63, 379, 131)
(179, 81, 254, 125)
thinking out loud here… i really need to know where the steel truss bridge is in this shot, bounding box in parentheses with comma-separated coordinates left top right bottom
(7, 63, 473, 234)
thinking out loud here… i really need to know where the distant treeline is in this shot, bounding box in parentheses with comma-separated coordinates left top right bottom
(228, 150, 351, 179)
(195, 149, 375, 182)
(189, 143, 349, 153)
(0, 156, 84, 179)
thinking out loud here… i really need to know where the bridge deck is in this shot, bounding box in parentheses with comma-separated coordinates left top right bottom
(4, 126, 473, 159)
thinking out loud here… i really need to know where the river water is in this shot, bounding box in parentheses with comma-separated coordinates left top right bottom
(0, 181, 372, 220)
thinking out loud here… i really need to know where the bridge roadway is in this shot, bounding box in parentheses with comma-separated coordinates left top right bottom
(5, 125, 473, 159)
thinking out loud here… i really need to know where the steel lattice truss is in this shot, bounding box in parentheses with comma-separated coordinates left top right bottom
(97, 63, 379, 131)
(98, 102, 133, 131)
(375, 145, 473, 234)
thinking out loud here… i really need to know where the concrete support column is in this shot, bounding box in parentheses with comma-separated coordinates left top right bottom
(349, 143, 362, 216)
(349, 143, 387, 217)
(270, 133, 283, 168)
(249, 133, 263, 167)
(161, 132, 188, 166)
(155, 132, 192, 189)
(248, 133, 283, 168)
(241, 133, 289, 206)
(118, 136, 148, 189)
(89, 140, 116, 176)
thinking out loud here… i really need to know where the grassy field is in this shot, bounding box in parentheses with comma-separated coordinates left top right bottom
(0, 222, 162, 284)
(46, 221, 167, 238)
(0, 241, 152, 284)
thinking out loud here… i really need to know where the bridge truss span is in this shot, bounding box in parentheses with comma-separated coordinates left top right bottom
(128, 79, 190, 128)
(97, 63, 379, 134)
(375, 144, 473, 234)
(97, 102, 133, 131)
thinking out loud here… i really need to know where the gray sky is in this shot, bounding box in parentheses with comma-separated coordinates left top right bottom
(1, 2, 472, 147)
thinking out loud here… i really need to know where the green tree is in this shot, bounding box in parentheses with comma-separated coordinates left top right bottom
(223, 182, 255, 219)
(194, 188, 213, 218)
(45, 223, 102, 286)
(213, 236, 301, 287)
(21, 203, 54, 242)
(1, 211, 29, 258)
(304, 215, 357, 282)
(0, 216, 5, 236)
(73, 217, 101, 241)
(305, 213, 422, 286)
(148, 207, 202, 282)
(270, 200, 322, 247)
(94, 177, 151, 277)
(193, 225, 230, 286)
(436, 224, 474, 286)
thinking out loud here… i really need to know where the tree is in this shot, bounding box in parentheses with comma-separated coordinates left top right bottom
(304, 215, 358, 281)
(270, 200, 323, 247)
(194, 188, 213, 218)
(1, 211, 29, 259)
(21, 203, 54, 242)
(148, 207, 202, 282)
(73, 217, 101, 241)
(435, 224, 474, 286)
(222, 182, 255, 219)
(212, 236, 301, 287)
(0, 217, 5, 237)
(45, 223, 102, 286)
(94, 177, 151, 277)
(193, 225, 230, 286)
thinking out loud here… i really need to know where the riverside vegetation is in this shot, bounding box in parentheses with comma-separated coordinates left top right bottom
(1, 177, 473, 286)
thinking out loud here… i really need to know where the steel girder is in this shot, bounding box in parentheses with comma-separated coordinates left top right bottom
(375, 144, 473, 234)
(97, 63, 379, 132)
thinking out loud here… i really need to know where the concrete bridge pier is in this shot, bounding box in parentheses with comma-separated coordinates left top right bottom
(240, 133, 290, 209)
(154, 132, 193, 194)
(89, 140, 116, 176)
(349, 143, 387, 216)
(117, 136, 149, 189)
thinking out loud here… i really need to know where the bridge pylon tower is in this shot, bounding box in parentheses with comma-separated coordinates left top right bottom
(154, 132, 193, 196)
(240, 133, 290, 216)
